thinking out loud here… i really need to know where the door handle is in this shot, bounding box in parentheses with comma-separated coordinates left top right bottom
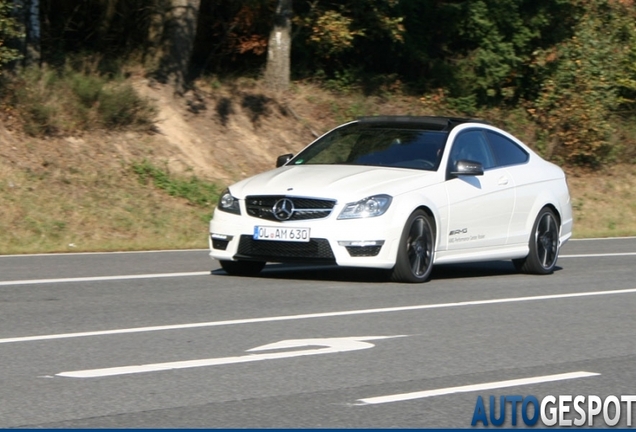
(498, 176, 509, 186)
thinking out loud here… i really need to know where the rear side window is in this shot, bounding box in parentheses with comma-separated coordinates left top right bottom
(485, 131, 529, 167)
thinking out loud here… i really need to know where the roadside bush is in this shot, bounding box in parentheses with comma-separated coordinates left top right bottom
(6, 65, 156, 136)
(98, 82, 156, 129)
(10, 67, 71, 135)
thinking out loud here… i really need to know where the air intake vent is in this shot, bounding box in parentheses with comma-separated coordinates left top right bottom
(236, 236, 336, 263)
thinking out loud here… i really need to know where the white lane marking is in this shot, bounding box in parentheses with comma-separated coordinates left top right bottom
(0, 249, 208, 258)
(356, 371, 600, 405)
(0, 271, 210, 287)
(560, 252, 636, 258)
(570, 236, 636, 241)
(57, 335, 405, 378)
(2, 287, 636, 345)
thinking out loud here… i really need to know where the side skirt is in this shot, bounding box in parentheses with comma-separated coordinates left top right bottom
(434, 244, 529, 265)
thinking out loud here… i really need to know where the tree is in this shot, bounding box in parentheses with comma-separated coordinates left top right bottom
(7, 0, 39, 67)
(157, 0, 201, 94)
(263, 0, 292, 93)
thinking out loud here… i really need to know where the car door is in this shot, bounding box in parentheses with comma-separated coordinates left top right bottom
(482, 130, 531, 246)
(444, 129, 515, 251)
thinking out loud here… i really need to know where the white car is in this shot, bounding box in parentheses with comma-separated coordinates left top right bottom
(209, 116, 572, 283)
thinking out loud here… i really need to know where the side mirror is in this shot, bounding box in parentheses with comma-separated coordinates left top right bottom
(450, 159, 484, 177)
(276, 153, 294, 167)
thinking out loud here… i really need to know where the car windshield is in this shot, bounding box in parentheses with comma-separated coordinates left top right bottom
(289, 124, 449, 171)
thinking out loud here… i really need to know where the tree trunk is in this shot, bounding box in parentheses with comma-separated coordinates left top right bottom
(145, 0, 168, 67)
(96, 0, 118, 44)
(158, 0, 201, 94)
(264, 0, 292, 93)
(12, 0, 40, 67)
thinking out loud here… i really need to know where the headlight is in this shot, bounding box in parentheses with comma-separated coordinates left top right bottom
(337, 194, 392, 220)
(217, 189, 241, 215)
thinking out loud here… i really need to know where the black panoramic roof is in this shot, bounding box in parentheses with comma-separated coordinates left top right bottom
(356, 115, 490, 131)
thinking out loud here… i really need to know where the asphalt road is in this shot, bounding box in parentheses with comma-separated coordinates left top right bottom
(0, 238, 635, 428)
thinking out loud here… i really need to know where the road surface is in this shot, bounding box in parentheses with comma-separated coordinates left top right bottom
(0, 238, 635, 427)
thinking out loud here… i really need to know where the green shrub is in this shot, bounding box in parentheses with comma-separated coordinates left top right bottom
(98, 82, 156, 129)
(7, 65, 156, 136)
(70, 73, 103, 108)
(11, 68, 67, 135)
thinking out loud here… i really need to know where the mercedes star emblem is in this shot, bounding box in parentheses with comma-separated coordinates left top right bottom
(273, 198, 294, 221)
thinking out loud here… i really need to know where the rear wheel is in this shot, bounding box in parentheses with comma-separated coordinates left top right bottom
(220, 260, 265, 276)
(513, 207, 559, 274)
(390, 210, 435, 283)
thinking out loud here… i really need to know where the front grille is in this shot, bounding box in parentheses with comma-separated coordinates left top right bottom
(245, 196, 336, 222)
(235, 235, 335, 263)
(346, 245, 382, 257)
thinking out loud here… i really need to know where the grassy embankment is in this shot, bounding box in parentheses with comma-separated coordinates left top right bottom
(0, 71, 634, 255)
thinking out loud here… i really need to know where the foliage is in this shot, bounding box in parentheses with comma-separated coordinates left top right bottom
(425, 0, 576, 108)
(322, 68, 361, 93)
(293, 0, 404, 78)
(304, 9, 362, 57)
(132, 160, 219, 208)
(0, 0, 23, 70)
(5, 64, 156, 136)
(529, 0, 636, 166)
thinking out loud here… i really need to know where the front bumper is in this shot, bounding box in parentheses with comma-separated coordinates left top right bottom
(209, 209, 402, 269)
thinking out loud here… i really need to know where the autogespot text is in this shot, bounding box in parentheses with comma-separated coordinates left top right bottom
(471, 395, 636, 427)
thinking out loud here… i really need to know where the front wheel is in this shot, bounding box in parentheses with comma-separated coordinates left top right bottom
(390, 210, 435, 283)
(513, 207, 559, 274)
(220, 260, 265, 276)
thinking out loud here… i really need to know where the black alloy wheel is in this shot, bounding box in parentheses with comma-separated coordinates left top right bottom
(391, 210, 435, 283)
(514, 207, 559, 274)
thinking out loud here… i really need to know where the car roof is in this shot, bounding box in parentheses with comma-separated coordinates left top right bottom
(355, 115, 491, 131)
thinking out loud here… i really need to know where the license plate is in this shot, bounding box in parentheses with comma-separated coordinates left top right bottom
(253, 226, 311, 242)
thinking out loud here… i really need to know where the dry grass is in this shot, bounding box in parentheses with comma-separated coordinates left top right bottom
(0, 125, 215, 254)
(0, 163, 212, 254)
(567, 164, 636, 238)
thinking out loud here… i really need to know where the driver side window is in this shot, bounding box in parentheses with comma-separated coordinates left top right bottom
(449, 130, 495, 170)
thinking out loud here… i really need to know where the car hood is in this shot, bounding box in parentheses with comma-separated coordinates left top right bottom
(229, 165, 440, 201)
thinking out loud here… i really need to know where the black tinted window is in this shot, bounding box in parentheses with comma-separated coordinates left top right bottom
(485, 131, 529, 167)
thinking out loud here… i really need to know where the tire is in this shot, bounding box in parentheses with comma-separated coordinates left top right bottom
(513, 207, 559, 274)
(390, 210, 435, 283)
(220, 260, 265, 276)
